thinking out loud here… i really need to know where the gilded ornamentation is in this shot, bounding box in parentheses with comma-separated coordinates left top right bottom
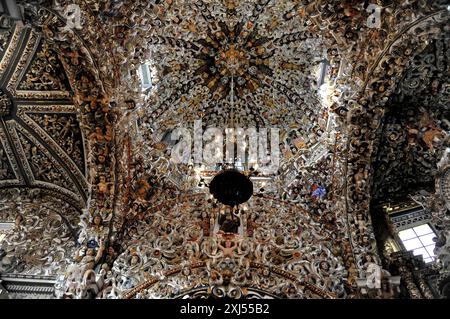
(27, 112, 85, 174)
(101, 194, 346, 299)
(0, 188, 80, 276)
(0, 0, 448, 299)
(18, 41, 70, 92)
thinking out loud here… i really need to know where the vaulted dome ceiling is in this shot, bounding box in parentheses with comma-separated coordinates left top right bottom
(139, 0, 335, 128)
(0, 0, 449, 300)
(131, 0, 340, 196)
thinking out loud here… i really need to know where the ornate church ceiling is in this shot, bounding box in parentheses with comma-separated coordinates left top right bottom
(0, 0, 449, 300)
(139, 1, 334, 127)
(124, 0, 341, 195)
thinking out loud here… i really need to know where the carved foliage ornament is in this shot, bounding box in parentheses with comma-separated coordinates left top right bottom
(0, 188, 80, 276)
(0, 89, 12, 116)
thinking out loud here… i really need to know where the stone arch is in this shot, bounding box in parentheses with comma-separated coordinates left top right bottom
(342, 9, 448, 283)
(121, 263, 336, 299)
(26, 5, 117, 225)
(11, 4, 121, 298)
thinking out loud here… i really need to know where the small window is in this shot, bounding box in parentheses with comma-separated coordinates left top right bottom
(398, 224, 436, 263)
(316, 59, 330, 88)
(0, 222, 14, 244)
(138, 64, 153, 90)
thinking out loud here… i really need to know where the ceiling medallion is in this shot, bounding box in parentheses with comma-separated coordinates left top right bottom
(194, 22, 272, 100)
(209, 169, 253, 206)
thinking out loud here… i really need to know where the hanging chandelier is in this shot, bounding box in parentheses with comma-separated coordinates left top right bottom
(209, 169, 253, 206)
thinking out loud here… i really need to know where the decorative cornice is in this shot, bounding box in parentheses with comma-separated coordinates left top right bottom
(0, 274, 56, 296)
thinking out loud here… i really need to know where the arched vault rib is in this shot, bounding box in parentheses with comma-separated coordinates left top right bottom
(0, 25, 88, 207)
(341, 10, 449, 282)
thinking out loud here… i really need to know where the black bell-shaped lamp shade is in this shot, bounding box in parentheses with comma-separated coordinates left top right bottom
(209, 169, 253, 206)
